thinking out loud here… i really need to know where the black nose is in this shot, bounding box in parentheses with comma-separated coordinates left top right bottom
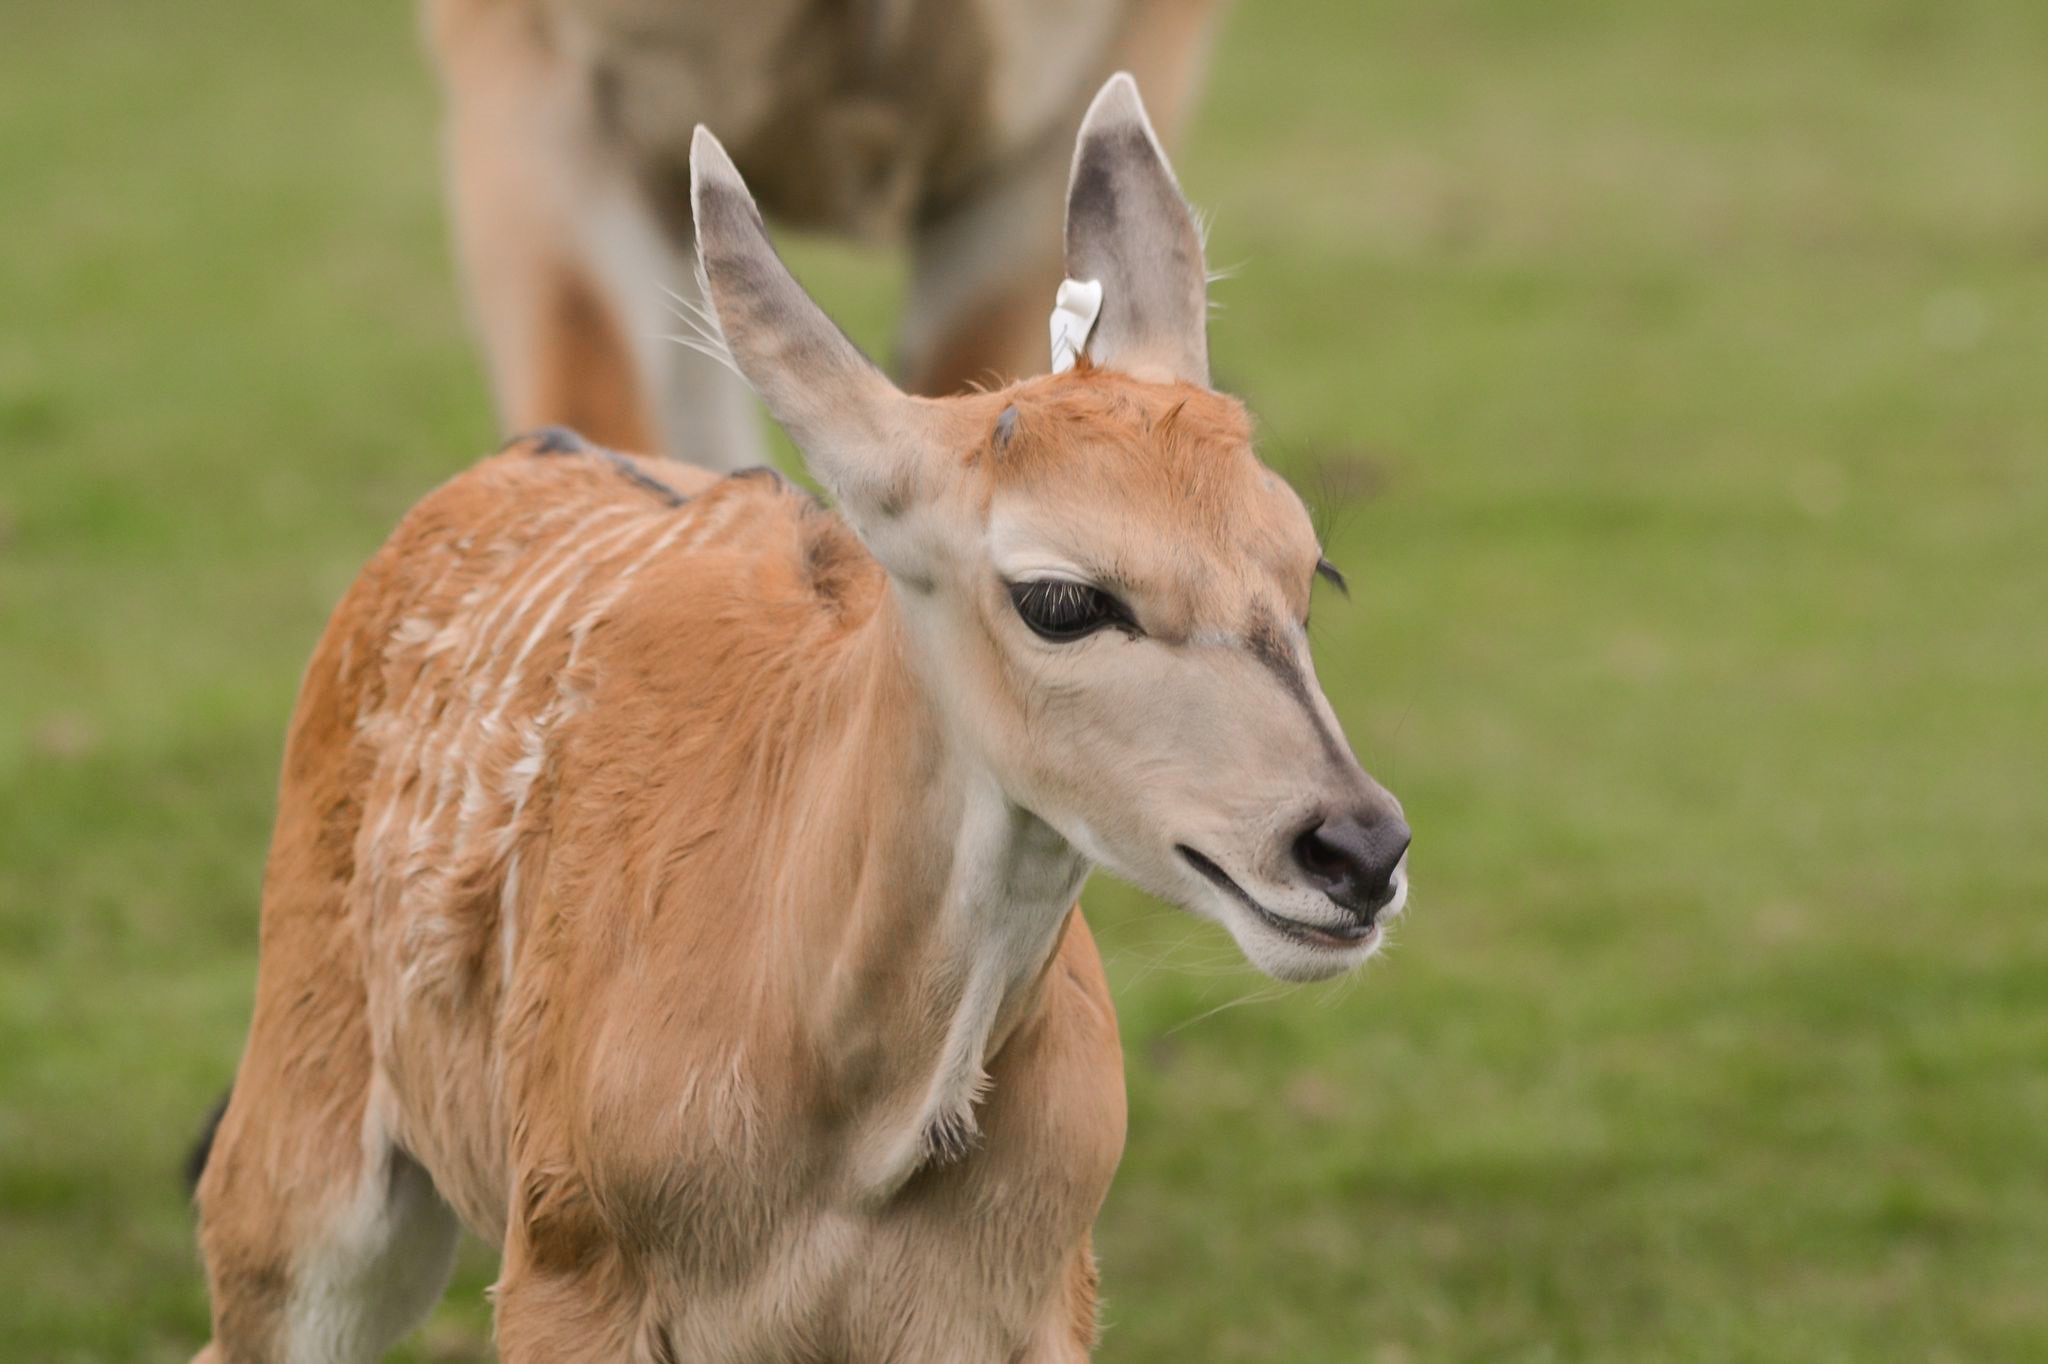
(1292, 813, 1410, 924)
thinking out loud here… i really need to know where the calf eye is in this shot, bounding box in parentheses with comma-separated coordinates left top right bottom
(1008, 580, 1130, 642)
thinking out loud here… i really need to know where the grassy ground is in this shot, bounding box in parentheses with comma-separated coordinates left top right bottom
(4, 0, 2045, 1359)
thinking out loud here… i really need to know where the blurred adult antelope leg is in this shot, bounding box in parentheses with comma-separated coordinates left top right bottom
(430, 0, 764, 468)
(901, 0, 1224, 396)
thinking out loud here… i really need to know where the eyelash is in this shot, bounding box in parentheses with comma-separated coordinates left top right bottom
(1008, 559, 1338, 640)
(1307, 556, 1346, 627)
(1007, 580, 1132, 642)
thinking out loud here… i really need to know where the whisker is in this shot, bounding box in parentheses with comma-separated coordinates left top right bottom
(662, 288, 724, 336)
(1164, 982, 1291, 1036)
(662, 334, 746, 380)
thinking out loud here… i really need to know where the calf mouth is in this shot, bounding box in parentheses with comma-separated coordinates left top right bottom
(1175, 845, 1377, 950)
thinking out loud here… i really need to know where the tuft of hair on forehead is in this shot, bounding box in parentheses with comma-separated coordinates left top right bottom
(981, 364, 1253, 489)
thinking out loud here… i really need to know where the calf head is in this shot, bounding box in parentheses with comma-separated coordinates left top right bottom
(692, 75, 1407, 982)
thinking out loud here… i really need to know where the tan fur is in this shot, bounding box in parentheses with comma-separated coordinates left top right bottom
(195, 81, 1407, 1362)
(428, 0, 1224, 465)
(197, 435, 1130, 1361)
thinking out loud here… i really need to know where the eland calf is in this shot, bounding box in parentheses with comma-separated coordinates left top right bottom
(193, 75, 1409, 1364)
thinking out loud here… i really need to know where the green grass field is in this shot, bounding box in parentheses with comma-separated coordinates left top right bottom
(4, 0, 2045, 1359)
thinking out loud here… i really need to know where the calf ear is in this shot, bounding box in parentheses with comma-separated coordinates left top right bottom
(1063, 73, 1210, 386)
(689, 127, 940, 518)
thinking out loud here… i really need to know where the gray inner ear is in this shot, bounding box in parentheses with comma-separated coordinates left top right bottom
(690, 125, 926, 516)
(1064, 109, 1209, 384)
(693, 173, 886, 457)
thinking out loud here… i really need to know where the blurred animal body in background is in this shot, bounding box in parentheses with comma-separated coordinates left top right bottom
(429, 0, 1224, 469)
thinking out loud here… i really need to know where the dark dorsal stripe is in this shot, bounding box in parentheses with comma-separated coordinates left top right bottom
(595, 449, 688, 508)
(507, 427, 688, 508)
(511, 425, 589, 456)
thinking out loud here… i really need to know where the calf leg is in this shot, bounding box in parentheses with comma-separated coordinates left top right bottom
(195, 1051, 459, 1363)
(492, 1224, 644, 1364)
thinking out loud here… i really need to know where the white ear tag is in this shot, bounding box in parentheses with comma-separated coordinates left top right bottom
(1048, 277, 1104, 374)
